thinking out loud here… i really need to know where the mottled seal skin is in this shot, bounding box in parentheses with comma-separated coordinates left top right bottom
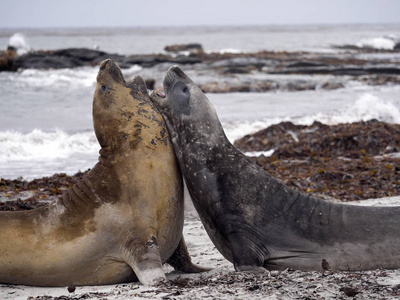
(0, 60, 205, 287)
(150, 66, 400, 273)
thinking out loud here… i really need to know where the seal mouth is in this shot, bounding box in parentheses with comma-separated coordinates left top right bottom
(149, 89, 166, 105)
(155, 89, 166, 98)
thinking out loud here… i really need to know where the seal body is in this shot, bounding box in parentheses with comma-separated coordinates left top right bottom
(150, 66, 400, 272)
(0, 60, 204, 286)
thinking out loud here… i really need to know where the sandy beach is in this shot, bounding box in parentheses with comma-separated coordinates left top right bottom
(0, 194, 399, 300)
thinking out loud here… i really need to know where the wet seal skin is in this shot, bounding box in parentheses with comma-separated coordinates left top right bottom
(0, 60, 206, 287)
(150, 65, 400, 273)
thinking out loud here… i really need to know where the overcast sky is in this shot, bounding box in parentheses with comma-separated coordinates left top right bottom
(1, 0, 399, 28)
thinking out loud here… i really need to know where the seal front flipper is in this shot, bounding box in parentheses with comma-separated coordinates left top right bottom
(167, 237, 211, 273)
(124, 236, 166, 286)
(228, 233, 268, 273)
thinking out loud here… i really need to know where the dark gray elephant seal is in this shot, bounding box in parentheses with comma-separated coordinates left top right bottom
(0, 60, 205, 287)
(150, 66, 400, 272)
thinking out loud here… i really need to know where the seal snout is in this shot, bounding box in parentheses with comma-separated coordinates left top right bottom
(98, 59, 125, 83)
(163, 66, 188, 94)
(99, 59, 116, 71)
(169, 66, 188, 79)
(99, 59, 110, 69)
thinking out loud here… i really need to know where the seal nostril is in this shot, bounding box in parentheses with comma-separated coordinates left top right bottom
(171, 66, 187, 79)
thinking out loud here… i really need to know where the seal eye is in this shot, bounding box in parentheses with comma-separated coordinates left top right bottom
(100, 85, 109, 93)
(183, 87, 189, 93)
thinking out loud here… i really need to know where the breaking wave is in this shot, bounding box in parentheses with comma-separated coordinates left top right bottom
(300, 93, 400, 125)
(224, 93, 400, 143)
(0, 129, 98, 161)
(6, 67, 99, 88)
(8, 33, 31, 55)
(356, 36, 397, 50)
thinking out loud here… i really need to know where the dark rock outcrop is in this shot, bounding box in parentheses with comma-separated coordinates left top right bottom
(164, 43, 204, 53)
(233, 120, 400, 201)
(0, 46, 17, 71)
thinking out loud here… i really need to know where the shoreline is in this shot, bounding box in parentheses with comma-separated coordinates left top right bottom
(1, 199, 400, 299)
(1, 120, 400, 298)
(2, 120, 399, 207)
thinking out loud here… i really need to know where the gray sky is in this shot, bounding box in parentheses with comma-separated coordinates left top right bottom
(1, 0, 399, 28)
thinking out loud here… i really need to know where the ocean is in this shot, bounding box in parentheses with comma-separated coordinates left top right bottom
(1, 24, 400, 180)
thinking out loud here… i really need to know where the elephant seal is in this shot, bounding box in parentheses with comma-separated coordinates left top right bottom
(150, 66, 400, 272)
(0, 60, 205, 287)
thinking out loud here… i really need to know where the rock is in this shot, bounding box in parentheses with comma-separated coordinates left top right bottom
(286, 80, 316, 91)
(287, 61, 327, 68)
(219, 65, 255, 74)
(332, 44, 361, 51)
(236, 121, 400, 201)
(234, 120, 400, 158)
(199, 79, 344, 93)
(15, 51, 84, 69)
(211, 57, 269, 73)
(14, 48, 130, 70)
(123, 54, 201, 68)
(272, 64, 400, 76)
(164, 43, 204, 54)
(52, 48, 106, 61)
(0, 46, 17, 71)
(340, 286, 361, 297)
(357, 75, 400, 86)
(321, 81, 344, 90)
(199, 80, 282, 93)
(199, 82, 251, 93)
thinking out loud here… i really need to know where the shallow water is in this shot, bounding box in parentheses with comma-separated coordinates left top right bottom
(1, 24, 400, 179)
(2, 24, 400, 55)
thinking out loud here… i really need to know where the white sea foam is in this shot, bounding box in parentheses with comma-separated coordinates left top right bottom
(0, 129, 98, 161)
(217, 48, 242, 54)
(121, 64, 143, 78)
(9, 67, 99, 88)
(6, 65, 143, 89)
(244, 150, 274, 157)
(223, 118, 285, 143)
(222, 93, 400, 143)
(8, 33, 31, 55)
(356, 36, 397, 50)
(298, 93, 400, 125)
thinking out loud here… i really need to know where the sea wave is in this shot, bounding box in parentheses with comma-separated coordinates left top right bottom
(300, 93, 400, 125)
(0, 129, 98, 161)
(356, 36, 397, 50)
(8, 33, 31, 55)
(3, 64, 143, 89)
(224, 93, 400, 142)
(5, 67, 99, 88)
(217, 48, 242, 54)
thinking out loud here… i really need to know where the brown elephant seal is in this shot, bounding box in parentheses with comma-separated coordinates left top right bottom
(150, 66, 400, 273)
(0, 60, 205, 287)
